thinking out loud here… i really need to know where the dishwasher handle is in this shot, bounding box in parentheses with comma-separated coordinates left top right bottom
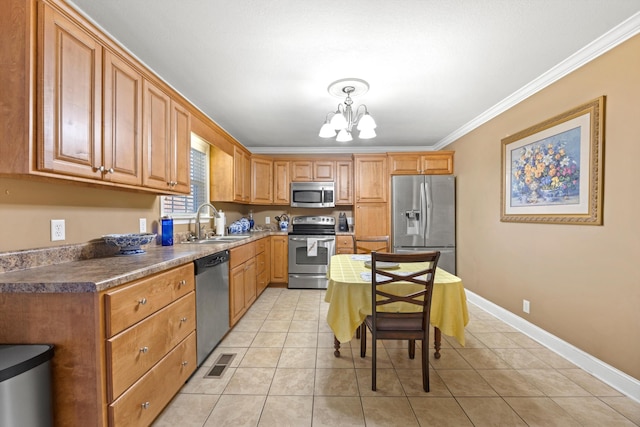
(194, 250, 230, 275)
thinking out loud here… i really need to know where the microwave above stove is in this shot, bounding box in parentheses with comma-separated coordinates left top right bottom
(290, 182, 335, 208)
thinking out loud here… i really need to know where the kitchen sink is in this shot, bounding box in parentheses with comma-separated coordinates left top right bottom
(183, 235, 250, 244)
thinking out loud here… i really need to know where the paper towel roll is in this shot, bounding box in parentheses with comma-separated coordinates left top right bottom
(215, 211, 226, 235)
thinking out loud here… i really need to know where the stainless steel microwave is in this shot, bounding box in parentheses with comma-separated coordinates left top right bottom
(290, 182, 335, 208)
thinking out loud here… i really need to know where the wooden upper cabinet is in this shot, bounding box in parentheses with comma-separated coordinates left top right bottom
(354, 202, 389, 238)
(273, 161, 290, 204)
(388, 151, 454, 175)
(290, 160, 335, 182)
(103, 49, 142, 186)
(354, 154, 388, 203)
(170, 101, 191, 194)
(251, 156, 273, 204)
(142, 80, 190, 194)
(335, 160, 353, 205)
(38, 3, 103, 179)
(233, 147, 251, 202)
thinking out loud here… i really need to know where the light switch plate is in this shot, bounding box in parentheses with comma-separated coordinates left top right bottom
(139, 218, 147, 233)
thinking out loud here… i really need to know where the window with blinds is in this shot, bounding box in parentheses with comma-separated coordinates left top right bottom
(161, 134, 210, 219)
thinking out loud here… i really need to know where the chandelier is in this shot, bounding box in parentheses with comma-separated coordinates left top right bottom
(319, 78, 377, 142)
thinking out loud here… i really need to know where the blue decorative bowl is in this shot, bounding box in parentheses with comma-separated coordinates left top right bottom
(103, 233, 157, 255)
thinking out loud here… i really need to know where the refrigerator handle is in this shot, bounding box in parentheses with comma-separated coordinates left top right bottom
(420, 181, 427, 238)
(425, 181, 432, 240)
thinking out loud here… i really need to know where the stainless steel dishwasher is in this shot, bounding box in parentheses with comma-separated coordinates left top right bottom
(194, 250, 230, 366)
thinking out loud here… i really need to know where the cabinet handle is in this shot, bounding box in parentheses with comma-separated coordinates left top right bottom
(97, 165, 105, 173)
(178, 279, 186, 287)
(108, 167, 114, 174)
(181, 361, 188, 366)
(140, 346, 149, 353)
(180, 317, 188, 323)
(141, 402, 150, 409)
(138, 298, 147, 305)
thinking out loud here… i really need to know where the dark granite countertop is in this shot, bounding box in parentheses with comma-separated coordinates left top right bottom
(0, 232, 284, 294)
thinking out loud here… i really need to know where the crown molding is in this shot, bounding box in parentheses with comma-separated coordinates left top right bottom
(432, 11, 640, 151)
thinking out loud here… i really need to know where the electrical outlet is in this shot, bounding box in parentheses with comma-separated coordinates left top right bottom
(265, 216, 270, 224)
(51, 219, 65, 241)
(523, 299, 530, 314)
(139, 218, 147, 233)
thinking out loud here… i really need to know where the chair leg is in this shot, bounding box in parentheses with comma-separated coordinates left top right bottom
(371, 332, 377, 391)
(360, 324, 367, 358)
(408, 339, 415, 359)
(421, 334, 429, 393)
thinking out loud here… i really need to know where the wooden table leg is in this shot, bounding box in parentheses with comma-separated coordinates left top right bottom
(334, 335, 341, 357)
(433, 327, 441, 359)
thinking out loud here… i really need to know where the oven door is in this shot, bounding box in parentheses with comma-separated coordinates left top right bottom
(288, 235, 335, 274)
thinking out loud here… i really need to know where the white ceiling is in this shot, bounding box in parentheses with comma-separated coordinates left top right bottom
(69, 0, 640, 154)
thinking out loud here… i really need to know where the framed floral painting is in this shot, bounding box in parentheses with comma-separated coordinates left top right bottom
(501, 96, 604, 225)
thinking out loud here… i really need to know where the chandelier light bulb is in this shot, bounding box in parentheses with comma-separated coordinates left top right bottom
(358, 128, 377, 139)
(336, 129, 353, 142)
(319, 122, 337, 138)
(356, 112, 376, 131)
(330, 111, 348, 130)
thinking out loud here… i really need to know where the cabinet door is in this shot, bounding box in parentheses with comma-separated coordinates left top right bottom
(388, 154, 421, 175)
(244, 258, 257, 307)
(234, 147, 250, 202)
(355, 203, 389, 237)
(170, 100, 191, 193)
(229, 263, 246, 326)
(273, 161, 290, 204)
(421, 152, 454, 175)
(38, 3, 103, 178)
(103, 49, 142, 185)
(251, 157, 273, 203)
(290, 161, 313, 182)
(314, 161, 335, 181)
(335, 160, 353, 204)
(354, 155, 388, 203)
(270, 235, 288, 283)
(142, 80, 171, 190)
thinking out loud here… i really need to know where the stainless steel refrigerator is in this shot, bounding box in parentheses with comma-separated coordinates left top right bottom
(392, 175, 456, 274)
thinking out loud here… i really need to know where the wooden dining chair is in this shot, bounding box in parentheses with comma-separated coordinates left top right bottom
(353, 235, 390, 254)
(360, 250, 440, 392)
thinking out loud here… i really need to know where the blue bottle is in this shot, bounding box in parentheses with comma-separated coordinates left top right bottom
(161, 217, 173, 246)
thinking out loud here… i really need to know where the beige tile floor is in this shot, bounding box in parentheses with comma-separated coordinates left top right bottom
(153, 288, 640, 426)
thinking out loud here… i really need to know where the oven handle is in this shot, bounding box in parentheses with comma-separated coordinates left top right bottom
(288, 274, 328, 279)
(289, 237, 335, 243)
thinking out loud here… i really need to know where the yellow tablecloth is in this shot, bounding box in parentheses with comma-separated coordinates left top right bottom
(325, 254, 469, 345)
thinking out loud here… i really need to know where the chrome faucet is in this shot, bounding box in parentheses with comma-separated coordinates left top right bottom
(195, 203, 219, 240)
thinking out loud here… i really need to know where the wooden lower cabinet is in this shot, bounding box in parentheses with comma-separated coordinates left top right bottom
(229, 242, 257, 326)
(355, 203, 390, 238)
(270, 235, 288, 284)
(256, 238, 270, 296)
(104, 264, 196, 426)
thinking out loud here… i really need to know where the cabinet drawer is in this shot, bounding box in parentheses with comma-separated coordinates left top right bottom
(105, 263, 194, 337)
(336, 235, 354, 249)
(230, 242, 255, 268)
(255, 238, 266, 254)
(108, 332, 196, 427)
(107, 292, 195, 400)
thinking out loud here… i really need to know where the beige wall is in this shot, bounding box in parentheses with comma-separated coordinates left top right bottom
(449, 34, 640, 379)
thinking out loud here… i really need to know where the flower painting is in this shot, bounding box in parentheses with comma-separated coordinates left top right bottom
(510, 127, 581, 206)
(501, 97, 604, 225)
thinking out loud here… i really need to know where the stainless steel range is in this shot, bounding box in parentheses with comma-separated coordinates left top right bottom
(288, 215, 336, 289)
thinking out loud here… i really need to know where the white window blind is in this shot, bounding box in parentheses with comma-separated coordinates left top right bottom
(161, 134, 210, 218)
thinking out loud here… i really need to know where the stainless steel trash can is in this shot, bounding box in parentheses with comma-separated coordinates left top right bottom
(0, 344, 54, 427)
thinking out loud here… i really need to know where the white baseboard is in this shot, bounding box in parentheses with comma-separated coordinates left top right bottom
(465, 290, 640, 403)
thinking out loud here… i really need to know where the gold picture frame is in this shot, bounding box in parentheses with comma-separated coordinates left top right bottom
(501, 96, 604, 225)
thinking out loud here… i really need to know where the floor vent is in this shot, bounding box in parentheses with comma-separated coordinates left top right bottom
(205, 353, 236, 378)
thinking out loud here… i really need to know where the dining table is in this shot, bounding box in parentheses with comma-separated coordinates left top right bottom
(325, 254, 469, 358)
